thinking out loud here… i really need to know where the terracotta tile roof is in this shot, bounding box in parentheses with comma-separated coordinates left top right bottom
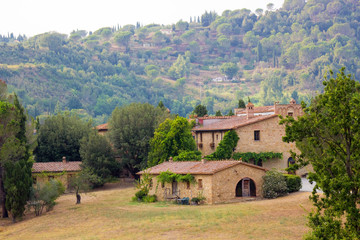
(193, 114, 278, 131)
(235, 105, 275, 114)
(137, 160, 266, 175)
(96, 123, 109, 131)
(197, 116, 236, 120)
(32, 161, 82, 173)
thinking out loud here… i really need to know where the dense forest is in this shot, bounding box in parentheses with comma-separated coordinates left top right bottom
(0, 0, 359, 123)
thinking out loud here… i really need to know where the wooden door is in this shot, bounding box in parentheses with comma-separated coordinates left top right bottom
(242, 179, 250, 197)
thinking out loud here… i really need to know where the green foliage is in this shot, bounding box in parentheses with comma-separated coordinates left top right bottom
(220, 62, 239, 79)
(205, 130, 239, 160)
(283, 174, 301, 193)
(193, 104, 207, 117)
(148, 117, 196, 166)
(110, 103, 169, 177)
(227, 109, 234, 116)
(168, 54, 190, 80)
(34, 112, 92, 162)
(80, 130, 120, 181)
(114, 31, 132, 47)
(238, 99, 246, 108)
(262, 170, 288, 199)
(4, 159, 32, 222)
(281, 68, 360, 239)
(215, 110, 222, 116)
(232, 152, 282, 165)
(157, 170, 195, 184)
(28, 179, 65, 216)
(133, 171, 154, 202)
(142, 194, 157, 203)
(173, 151, 201, 161)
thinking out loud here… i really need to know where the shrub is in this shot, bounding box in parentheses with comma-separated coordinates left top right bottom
(283, 174, 302, 193)
(143, 195, 157, 203)
(262, 170, 288, 199)
(28, 180, 65, 216)
(135, 189, 148, 200)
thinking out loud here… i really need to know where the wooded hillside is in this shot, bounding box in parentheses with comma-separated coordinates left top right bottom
(0, 0, 359, 123)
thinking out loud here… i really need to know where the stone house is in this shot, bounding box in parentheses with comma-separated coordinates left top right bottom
(95, 123, 109, 136)
(192, 100, 311, 176)
(137, 159, 266, 204)
(32, 157, 81, 192)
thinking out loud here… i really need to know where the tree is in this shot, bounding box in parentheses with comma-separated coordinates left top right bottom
(0, 90, 32, 220)
(215, 110, 222, 116)
(148, 117, 197, 166)
(80, 131, 120, 184)
(34, 112, 92, 162)
(4, 159, 32, 222)
(220, 62, 239, 79)
(69, 171, 92, 204)
(238, 99, 246, 108)
(281, 68, 360, 239)
(227, 109, 234, 116)
(114, 31, 132, 48)
(168, 54, 190, 80)
(205, 130, 239, 160)
(193, 104, 207, 117)
(109, 103, 169, 177)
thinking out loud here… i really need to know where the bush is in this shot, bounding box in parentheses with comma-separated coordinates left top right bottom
(262, 170, 288, 199)
(28, 180, 65, 216)
(143, 195, 157, 203)
(283, 174, 302, 193)
(135, 189, 148, 200)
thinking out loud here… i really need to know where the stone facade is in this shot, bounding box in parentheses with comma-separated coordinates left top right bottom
(139, 160, 266, 204)
(193, 100, 312, 176)
(33, 171, 79, 192)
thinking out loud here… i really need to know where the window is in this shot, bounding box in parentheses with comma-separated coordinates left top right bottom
(32, 177, 37, 184)
(198, 179, 203, 189)
(288, 112, 293, 117)
(161, 182, 165, 188)
(150, 179, 153, 189)
(216, 134, 218, 140)
(200, 132, 203, 142)
(48, 176, 54, 181)
(254, 130, 260, 141)
(186, 182, 190, 189)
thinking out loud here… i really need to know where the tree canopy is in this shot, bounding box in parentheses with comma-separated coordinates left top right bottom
(109, 103, 169, 177)
(148, 117, 197, 166)
(34, 112, 92, 162)
(281, 68, 360, 239)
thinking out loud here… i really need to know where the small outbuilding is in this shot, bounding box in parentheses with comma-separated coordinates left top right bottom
(137, 159, 267, 204)
(32, 157, 82, 192)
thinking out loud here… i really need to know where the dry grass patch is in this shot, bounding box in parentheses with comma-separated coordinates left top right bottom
(0, 184, 312, 240)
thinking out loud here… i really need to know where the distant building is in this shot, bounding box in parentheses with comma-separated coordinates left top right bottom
(32, 157, 81, 192)
(192, 100, 311, 176)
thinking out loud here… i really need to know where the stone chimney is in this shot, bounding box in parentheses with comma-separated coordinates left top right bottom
(62, 156, 67, 164)
(201, 159, 207, 164)
(169, 157, 173, 162)
(246, 102, 255, 119)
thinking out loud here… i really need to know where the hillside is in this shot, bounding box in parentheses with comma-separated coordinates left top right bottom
(0, 0, 360, 123)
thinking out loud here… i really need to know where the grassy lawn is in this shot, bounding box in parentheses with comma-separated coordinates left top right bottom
(0, 183, 312, 240)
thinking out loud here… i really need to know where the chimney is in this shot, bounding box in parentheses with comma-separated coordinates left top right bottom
(246, 102, 255, 119)
(201, 159, 207, 164)
(62, 156, 67, 164)
(169, 157, 173, 162)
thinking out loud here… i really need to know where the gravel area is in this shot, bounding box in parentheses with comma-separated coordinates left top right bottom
(300, 177, 322, 192)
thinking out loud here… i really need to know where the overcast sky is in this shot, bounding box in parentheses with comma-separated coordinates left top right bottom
(1, 0, 284, 37)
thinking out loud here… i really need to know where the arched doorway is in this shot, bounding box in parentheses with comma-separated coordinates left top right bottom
(235, 178, 256, 197)
(287, 157, 296, 174)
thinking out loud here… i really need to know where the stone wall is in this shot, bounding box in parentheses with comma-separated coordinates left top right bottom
(148, 174, 213, 204)
(211, 164, 265, 204)
(195, 130, 226, 156)
(33, 171, 78, 192)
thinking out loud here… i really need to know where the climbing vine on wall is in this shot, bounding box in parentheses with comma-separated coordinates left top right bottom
(157, 170, 196, 184)
(232, 152, 282, 165)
